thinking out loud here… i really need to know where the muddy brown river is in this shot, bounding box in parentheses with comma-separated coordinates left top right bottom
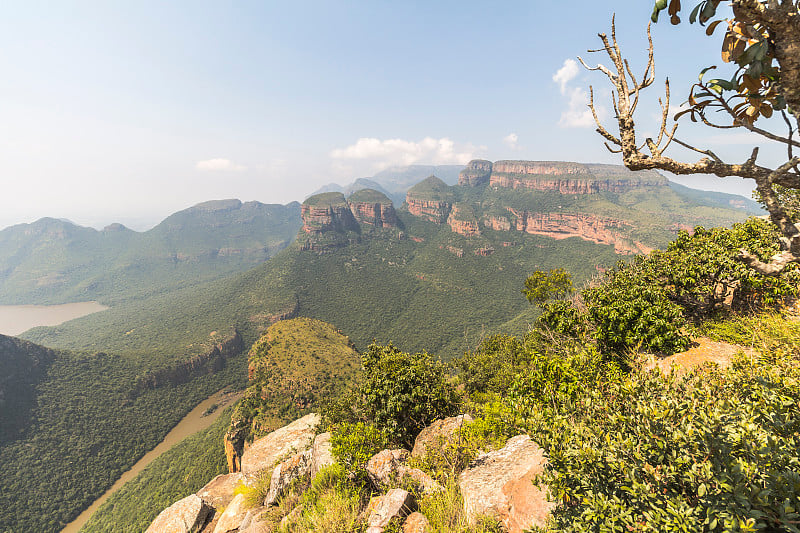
(61, 388, 243, 533)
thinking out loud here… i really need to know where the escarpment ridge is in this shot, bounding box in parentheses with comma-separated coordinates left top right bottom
(459, 159, 667, 193)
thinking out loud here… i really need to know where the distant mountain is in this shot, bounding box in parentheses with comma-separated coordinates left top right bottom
(0, 199, 302, 305)
(311, 164, 463, 205)
(6, 160, 763, 532)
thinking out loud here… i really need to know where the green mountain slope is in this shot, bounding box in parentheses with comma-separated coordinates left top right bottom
(3, 162, 761, 532)
(0, 199, 301, 305)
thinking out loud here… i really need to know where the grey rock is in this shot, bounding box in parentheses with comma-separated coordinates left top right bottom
(196, 472, 246, 510)
(264, 447, 313, 506)
(311, 431, 335, 477)
(240, 413, 320, 474)
(145, 494, 211, 533)
(412, 414, 473, 458)
(366, 488, 417, 532)
(459, 434, 553, 533)
(212, 493, 250, 533)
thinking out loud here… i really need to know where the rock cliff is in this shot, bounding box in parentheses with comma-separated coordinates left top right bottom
(458, 159, 493, 187)
(457, 159, 667, 194)
(301, 192, 360, 234)
(405, 176, 454, 224)
(348, 189, 399, 228)
(447, 203, 481, 237)
(496, 210, 650, 254)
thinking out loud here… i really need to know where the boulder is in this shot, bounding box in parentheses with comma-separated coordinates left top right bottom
(365, 488, 417, 533)
(212, 493, 250, 533)
(264, 448, 313, 506)
(459, 435, 553, 533)
(311, 431, 335, 477)
(196, 472, 246, 510)
(402, 511, 431, 533)
(366, 448, 442, 495)
(240, 413, 320, 474)
(145, 494, 211, 533)
(366, 449, 410, 487)
(238, 505, 271, 533)
(412, 414, 473, 458)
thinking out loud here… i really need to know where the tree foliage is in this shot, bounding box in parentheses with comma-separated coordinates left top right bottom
(521, 268, 573, 307)
(582, 1, 800, 275)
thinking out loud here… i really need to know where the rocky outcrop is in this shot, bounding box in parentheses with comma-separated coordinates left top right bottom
(488, 160, 667, 194)
(405, 176, 454, 224)
(447, 204, 481, 237)
(145, 494, 211, 533)
(459, 435, 553, 533)
(264, 448, 313, 505)
(311, 432, 334, 477)
(366, 489, 418, 533)
(196, 473, 245, 510)
(503, 209, 647, 255)
(349, 189, 399, 228)
(412, 414, 473, 458)
(240, 413, 320, 474)
(301, 192, 360, 234)
(402, 512, 431, 533)
(212, 493, 250, 533)
(458, 160, 493, 186)
(134, 330, 243, 395)
(366, 449, 442, 495)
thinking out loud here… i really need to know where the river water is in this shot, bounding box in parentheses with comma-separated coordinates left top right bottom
(61, 388, 244, 533)
(0, 302, 109, 336)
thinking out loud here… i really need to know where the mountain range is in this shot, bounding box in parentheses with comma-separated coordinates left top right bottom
(0, 160, 764, 532)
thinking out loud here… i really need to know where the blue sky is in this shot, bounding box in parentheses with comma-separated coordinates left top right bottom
(0, 1, 785, 230)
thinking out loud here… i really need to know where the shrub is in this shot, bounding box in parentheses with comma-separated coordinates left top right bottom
(329, 422, 389, 483)
(359, 343, 460, 447)
(526, 354, 800, 532)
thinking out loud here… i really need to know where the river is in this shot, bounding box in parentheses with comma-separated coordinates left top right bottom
(61, 388, 244, 533)
(0, 302, 109, 336)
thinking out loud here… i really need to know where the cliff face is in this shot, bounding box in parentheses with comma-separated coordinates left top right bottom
(301, 190, 398, 235)
(133, 330, 244, 395)
(407, 199, 452, 224)
(458, 159, 493, 187)
(457, 160, 667, 194)
(350, 201, 398, 228)
(447, 204, 481, 237)
(405, 176, 454, 224)
(492, 209, 649, 254)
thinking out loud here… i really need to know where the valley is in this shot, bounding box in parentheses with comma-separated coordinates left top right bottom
(0, 161, 764, 532)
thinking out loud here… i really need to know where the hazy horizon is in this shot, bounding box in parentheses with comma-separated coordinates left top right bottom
(1, 2, 780, 231)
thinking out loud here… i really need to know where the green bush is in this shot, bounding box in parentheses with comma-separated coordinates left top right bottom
(583, 271, 691, 358)
(329, 422, 389, 483)
(525, 355, 800, 532)
(359, 343, 459, 447)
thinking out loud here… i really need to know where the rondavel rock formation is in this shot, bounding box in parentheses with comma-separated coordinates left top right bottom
(300, 160, 666, 254)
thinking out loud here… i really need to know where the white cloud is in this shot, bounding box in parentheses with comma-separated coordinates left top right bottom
(553, 59, 579, 94)
(503, 133, 519, 149)
(330, 137, 476, 171)
(195, 158, 247, 172)
(553, 58, 605, 129)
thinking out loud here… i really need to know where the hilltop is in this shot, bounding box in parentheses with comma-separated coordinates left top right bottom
(0, 199, 302, 305)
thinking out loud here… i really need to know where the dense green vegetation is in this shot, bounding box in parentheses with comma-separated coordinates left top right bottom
(229, 318, 361, 452)
(0, 199, 301, 305)
(1, 172, 764, 532)
(80, 408, 232, 533)
(537, 218, 799, 361)
(0, 342, 246, 532)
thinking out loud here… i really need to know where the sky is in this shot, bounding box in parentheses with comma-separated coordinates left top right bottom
(0, 1, 790, 231)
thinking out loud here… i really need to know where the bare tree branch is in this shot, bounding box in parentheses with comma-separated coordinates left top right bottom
(583, 16, 800, 275)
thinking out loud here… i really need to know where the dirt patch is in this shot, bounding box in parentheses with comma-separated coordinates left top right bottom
(643, 337, 755, 376)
